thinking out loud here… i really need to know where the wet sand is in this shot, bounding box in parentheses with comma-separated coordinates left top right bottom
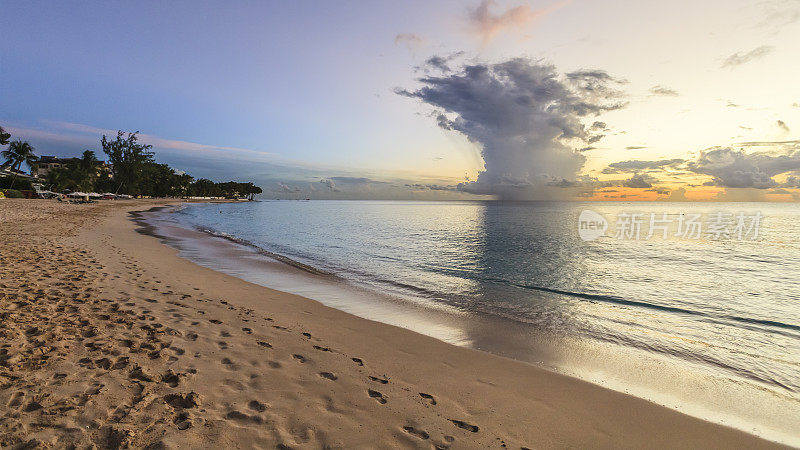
(0, 199, 786, 448)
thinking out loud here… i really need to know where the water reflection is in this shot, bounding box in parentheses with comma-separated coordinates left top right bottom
(139, 201, 800, 443)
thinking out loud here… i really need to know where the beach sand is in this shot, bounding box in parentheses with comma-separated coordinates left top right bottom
(0, 199, 786, 449)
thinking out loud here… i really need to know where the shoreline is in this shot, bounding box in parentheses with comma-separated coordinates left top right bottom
(0, 199, 789, 448)
(143, 201, 800, 446)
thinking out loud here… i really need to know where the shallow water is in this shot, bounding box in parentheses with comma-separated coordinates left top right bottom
(143, 200, 800, 444)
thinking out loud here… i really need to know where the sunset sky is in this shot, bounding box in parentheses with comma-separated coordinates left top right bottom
(2, 0, 800, 200)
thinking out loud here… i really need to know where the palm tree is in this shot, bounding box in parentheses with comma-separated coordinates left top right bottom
(1, 140, 38, 188)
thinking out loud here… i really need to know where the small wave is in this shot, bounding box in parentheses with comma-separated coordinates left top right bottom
(503, 281, 800, 336)
(193, 226, 333, 277)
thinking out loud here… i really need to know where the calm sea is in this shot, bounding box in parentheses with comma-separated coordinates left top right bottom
(145, 200, 800, 443)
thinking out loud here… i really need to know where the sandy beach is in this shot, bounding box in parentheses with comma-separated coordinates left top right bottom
(0, 199, 786, 449)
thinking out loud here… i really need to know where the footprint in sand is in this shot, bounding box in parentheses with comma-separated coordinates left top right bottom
(368, 376, 388, 384)
(368, 389, 387, 404)
(161, 370, 181, 388)
(351, 357, 364, 366)
(248, 400, 267, 412)
(319, 372, 337, 380)
(164, 392, 199, 409)
(449, 419, 479, 433)
(292, 354, 306, 363)
(226, 410, 263, 424)
(403, 426, 430, 440)
(173, 412, 192, 430)
(313, 345, 331, 352)
(256, 341, 272, 348)
(419, 392, 437, 405)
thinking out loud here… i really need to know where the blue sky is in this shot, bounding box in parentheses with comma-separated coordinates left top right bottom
(3, 0, 800, 200)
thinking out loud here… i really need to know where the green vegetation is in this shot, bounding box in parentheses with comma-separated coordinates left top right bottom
(1, 127, 262, 199)
(1, 139, 38, 188)
(0, 126, 10, 146)
(0, 177, 33, 190)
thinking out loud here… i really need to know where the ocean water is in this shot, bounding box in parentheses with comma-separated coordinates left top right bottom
(147, 200, 800, 442)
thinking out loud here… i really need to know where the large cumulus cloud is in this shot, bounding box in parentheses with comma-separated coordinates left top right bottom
(397, 57, 626, 199)
(687, 146, 800, 188)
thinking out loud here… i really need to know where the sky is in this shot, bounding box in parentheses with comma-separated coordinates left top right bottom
(2, 0, 800, 200)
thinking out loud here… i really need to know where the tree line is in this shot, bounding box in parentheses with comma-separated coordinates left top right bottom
(1, 126, 262, 199)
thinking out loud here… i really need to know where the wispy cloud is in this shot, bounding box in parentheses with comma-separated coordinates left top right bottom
(468, 0, 568, 43)
(394, 33, 425, 51)
(649, 85, 679, 96)
(41, 121, 276, 158)
(602, 159, 685, 174)
(721, 45, 773, 68)
(756, 0, 800, 32)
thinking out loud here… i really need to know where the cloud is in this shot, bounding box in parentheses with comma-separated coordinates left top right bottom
(405, 183, 458, 191)
(649, 85, 679, 96)
(662, 187, 688, 201)
(625, 145, 647, 150)
(278, 182, 301, 193)
(757, 0, 800, 31)
(687, 146, 800, 188)
(394, 33, 425, 51)
(722, 46, 773, 68)
(329, 176, 385, 184)
(602, 158, 685, 174)
(468, 0, 568, 43)
(735, 139, 800, 147)
(319, 178, 340, 192)
(419, 53, 465, 72)
(11, 120, 278, 161)
(777, 120, 790, 132)
(622, 173, 655, 188)
(397, 57, 626, 199)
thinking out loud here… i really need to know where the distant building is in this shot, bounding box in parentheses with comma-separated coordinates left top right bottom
(35, 156, 113, 179)
(35, 156, 79, 178)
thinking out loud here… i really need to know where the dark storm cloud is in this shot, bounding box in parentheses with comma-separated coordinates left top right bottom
(397, 56, 626, 199)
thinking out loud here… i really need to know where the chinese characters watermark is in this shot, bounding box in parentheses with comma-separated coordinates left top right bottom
(578, 210, 763, 242)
